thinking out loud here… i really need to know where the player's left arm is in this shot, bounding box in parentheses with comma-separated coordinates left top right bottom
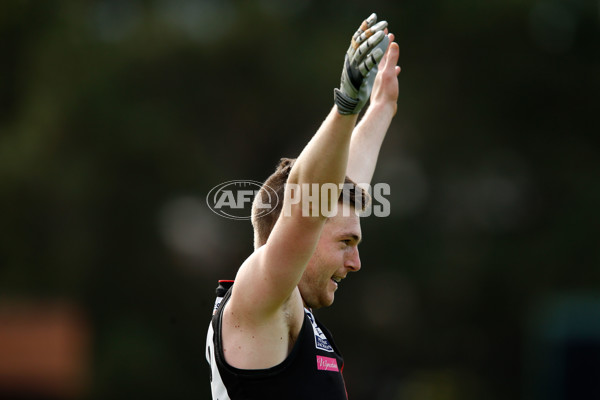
(346, 34, 401, 186)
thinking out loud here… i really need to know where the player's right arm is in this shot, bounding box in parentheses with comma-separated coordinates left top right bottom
(232, 14, 388, 317)
(232, 108, 358, 318)
(220, 15, 389, 369)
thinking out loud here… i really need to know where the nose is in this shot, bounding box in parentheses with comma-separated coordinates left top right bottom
(345, 246, 361, 272)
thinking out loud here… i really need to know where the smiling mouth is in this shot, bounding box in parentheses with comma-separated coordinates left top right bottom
(331, 276, 343, 284)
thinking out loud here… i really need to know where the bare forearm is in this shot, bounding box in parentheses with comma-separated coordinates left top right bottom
(347, 102, 396, 185)
(346, 33, 400, 186)
(289, 107, 358, 203)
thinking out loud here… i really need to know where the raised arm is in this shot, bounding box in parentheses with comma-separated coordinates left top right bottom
(231, 14, 389, 319)
(347, 34, 401, 185)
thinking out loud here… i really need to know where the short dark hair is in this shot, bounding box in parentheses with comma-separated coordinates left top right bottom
(251, 158, 369, 248)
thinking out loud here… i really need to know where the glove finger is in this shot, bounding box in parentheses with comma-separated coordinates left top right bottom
(352, 13, 377, 41)
(353, 14, 376, 39)
(374, 33, 390, 61)
(351, 30, 385, 65)
(352, 20, 388, 48)
(358, 47, 385, 77)
(360, 34, 389, 77)
(348, 13, 377, 56)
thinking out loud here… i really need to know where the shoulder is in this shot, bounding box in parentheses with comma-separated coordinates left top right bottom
(220, 285, 305, 369)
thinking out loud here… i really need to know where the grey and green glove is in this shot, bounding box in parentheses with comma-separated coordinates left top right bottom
(334, 13, 389, 115)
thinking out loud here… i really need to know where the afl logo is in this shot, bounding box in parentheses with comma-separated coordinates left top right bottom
(206, 180, 279, 220)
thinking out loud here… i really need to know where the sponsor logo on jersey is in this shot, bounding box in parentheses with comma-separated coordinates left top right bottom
(316, 355, 339, 372)
(306, 310, 334, 352)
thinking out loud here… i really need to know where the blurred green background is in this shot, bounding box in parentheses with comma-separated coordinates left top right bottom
(1, 0, 599, 399)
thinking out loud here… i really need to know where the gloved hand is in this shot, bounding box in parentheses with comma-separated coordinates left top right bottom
(334, 13, 389, 115)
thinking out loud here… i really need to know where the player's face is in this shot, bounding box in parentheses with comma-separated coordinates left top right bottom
(299, 204, 362, 309)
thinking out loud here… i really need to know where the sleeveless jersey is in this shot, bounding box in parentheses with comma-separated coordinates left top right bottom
(205, 280, 348, 400)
